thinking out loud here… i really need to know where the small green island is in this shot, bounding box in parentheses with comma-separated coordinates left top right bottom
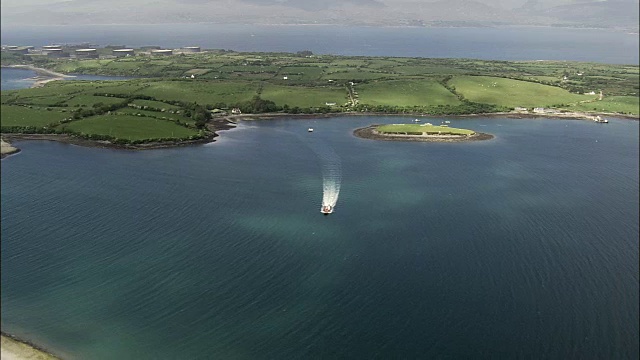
(1, 45, 638, 152)
(354, 123, 493, 142)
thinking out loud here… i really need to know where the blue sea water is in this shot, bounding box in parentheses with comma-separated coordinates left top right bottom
(1, 24, 638, 64)
(1, 115, 638, 359)
(1, 68, 38, 90)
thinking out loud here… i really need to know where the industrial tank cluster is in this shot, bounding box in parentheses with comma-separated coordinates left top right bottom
(2, 44, 202, 59)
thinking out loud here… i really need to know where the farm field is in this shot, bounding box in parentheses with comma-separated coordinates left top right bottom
(260, 84, 348, 108)
(448, 76, 595, 108)
(62, 115, 199, 140)
(357, 80, 461, 107)
(1, 105, 68, 127)
(136, 80, 259, 105)
(115, 108, 196, 125)
(64, 95, 126, 107)
(564, 96, 640, 115)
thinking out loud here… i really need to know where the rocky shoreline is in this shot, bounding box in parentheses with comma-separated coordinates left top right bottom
(353, 125, 494, 142)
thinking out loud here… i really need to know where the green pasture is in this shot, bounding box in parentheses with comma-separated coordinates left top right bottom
(565, 96, 639, 115)
(185, 69, 214, 76)
(260, 85, 348, 108)
(321, 70, 389, 81)
(279, 66, 325, 80)
(366, 59, 403, 69)
(63, 115, 199, 140)
(449, 76, 594, 108)
(357, 80, 461, 107)
(218, 65, 279, 73)
(130, 99, 180, 111)
(391, 65, 466, 76)
(115, 108, 196, 125)
(1, 105, 69, 127)
(64, 95, 126, 107)
(376, 123, 475, 135)
(136, 80, 258, 105)
(329, 59, 369, 67)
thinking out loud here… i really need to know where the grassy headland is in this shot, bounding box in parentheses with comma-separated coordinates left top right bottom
(1, 48, 638, 150)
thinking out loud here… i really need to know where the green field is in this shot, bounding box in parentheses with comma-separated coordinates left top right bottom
(137, 80, 258, 105)
(63, 115, 199, 140)
(564, 96, 639, 115)
(376, 123, 475, 135)
(129, 99, 181, 111)
(115, 108, 196, 125)
(1, 105, 68, 127)
(260, 85, 347, 108)
(449, 76, 595, 108)
(357, 80, 461, 107)
(64, 95, 126, 107)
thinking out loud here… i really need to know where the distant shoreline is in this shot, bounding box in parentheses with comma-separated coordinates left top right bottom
(0, 23, 636, 33)
(2, 65, 74, 88)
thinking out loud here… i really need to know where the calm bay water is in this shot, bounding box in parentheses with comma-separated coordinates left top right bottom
(1, 27, 639, 358)
(1, 115, 639, 359)
(1, 24, 638, 64)
(1, 68, 38, 90)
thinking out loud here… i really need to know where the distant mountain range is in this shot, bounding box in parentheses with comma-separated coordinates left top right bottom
(1, 0, 638, 31)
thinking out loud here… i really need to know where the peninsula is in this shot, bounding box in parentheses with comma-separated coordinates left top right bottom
(1, 45, 638, 152)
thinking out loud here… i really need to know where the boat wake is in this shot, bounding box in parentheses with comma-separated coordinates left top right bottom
(301, 131, 342, 212)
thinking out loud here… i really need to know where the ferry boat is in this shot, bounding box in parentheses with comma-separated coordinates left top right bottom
(321, 205, 334, 215)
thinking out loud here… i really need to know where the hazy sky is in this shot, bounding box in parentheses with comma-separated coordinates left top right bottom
(1, 0, 638, 29)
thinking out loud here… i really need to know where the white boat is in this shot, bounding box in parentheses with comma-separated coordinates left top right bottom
(445, 120, 451, 124)
(414, 119, 421, 122)
(321, 205, 333, 215)
(308, 128, 314, 132)
(594, 116, 609, 123)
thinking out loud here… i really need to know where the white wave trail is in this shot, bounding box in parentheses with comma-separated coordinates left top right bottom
(320, 148, 341, 208)
(301, 132, 342, 209)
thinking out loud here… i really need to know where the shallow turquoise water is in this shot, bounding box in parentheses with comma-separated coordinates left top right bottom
(1, 116, 638, 359)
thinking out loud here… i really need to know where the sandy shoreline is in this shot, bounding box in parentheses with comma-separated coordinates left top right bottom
(2, 65, 74, 88)
(1, 333, 60, 360)
(1, 138, 21, 158)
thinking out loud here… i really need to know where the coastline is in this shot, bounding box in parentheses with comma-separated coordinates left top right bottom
(1, 333, 60, 360)
(1, 138, 21, 158)
(1, 110, 636, 154)
(2, 65, 74, 88)
(0, 119, 236, 154)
